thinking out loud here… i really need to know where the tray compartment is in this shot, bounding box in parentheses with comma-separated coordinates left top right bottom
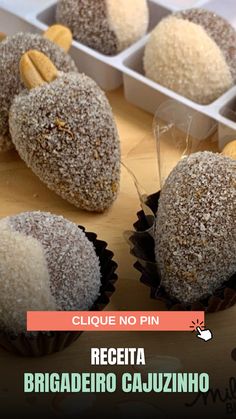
(122, 41, 216, 140)
(34, 0, 170, 91)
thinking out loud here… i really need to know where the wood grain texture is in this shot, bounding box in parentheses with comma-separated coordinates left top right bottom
(0, 88, 235, 418)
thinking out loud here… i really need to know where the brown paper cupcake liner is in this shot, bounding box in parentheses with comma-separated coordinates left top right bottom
(129, 192, 236, 313)
(0, 226, 118, 357)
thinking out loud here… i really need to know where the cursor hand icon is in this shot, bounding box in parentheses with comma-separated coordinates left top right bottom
(196, 327, 213, 342)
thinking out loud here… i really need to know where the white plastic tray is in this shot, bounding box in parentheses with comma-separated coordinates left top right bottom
(0, 0, 236, 145)
(120, 0, 236, 144)
(152, 0, 212, 11)
(29, 0, 170, 91)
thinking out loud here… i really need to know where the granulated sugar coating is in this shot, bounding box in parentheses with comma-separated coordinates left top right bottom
(155, 152, 236, 304)
(56, 0, 149, 55)
(176, 9, 236, 83)
(0, 211, 101, 333)
(9, 72, 120, 212)
(144, 14, 233, 104)
(0, 33, 77, 153)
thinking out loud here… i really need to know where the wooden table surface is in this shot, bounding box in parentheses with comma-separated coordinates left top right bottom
(0, 88, 235, 419)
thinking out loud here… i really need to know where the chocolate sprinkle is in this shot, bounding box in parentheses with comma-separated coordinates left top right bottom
(56, 0, 118, 55)
(0, 32, 77, 153)
(155, 152, 236, 304)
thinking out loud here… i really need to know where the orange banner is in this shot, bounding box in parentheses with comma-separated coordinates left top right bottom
(27, 311, 205, 332)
